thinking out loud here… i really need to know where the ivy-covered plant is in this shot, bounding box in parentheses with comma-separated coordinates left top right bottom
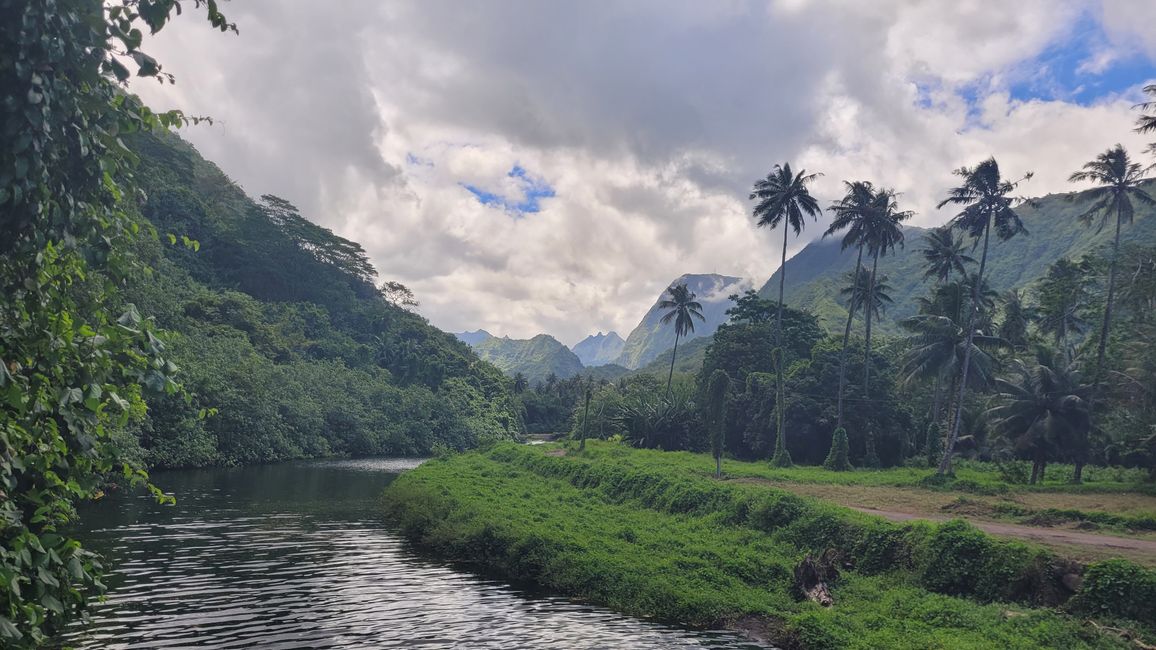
(0, 1, 232, 644)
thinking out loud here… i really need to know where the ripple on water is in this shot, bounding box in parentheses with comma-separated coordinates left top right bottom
(58, 459, 772, 649)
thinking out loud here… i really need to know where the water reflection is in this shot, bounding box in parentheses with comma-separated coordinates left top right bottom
(60, 458, 768, 649)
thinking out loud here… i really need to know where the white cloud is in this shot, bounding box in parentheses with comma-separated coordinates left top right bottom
(129, 0, 1156, 345)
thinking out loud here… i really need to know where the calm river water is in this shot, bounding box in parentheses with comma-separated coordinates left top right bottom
(59, 458, 768, 649)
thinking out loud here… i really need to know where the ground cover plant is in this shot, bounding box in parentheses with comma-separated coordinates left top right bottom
(384, 442, 1156, 649)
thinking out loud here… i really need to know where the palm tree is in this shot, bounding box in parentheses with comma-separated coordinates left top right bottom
(1036, 258, 1092, 362)
(840, 267, 893, 329)
(658, 283, 706, 399)
(824, 180, 877, 428)
(512, 372, 528, 394)
(751, 163, 821, 466)
(1137, 84, 1156, 153)
(861, 188, 912, 398)
(936, 157, 1030, 474)
(997, 289, 1037, 350)
(986, 351, 1092, 484)
(1068, 145, 1155, 375)
(921, 226, 975, 284)
(900, 313, 1006, 426)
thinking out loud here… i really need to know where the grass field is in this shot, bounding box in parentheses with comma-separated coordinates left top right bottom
(383, 442, 1156, 649)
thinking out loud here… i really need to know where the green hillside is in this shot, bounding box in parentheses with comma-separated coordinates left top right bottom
(757, 182, 1156, 336)
(124, 131, 520, 466)
(473, 334, 585, 385)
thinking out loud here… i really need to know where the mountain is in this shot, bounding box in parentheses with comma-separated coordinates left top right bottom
(614, 273, 750, 369)
(571, 331, 626, 366)
(473, 334, 585, 384)
(756, 183, 1156, 336)
(455, 329, 494, 346)
(123, 129, 519, 466)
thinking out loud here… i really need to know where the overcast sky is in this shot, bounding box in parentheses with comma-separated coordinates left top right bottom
(131, 0, 1156, 346)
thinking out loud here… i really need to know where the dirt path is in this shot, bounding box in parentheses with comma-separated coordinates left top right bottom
(850, 505, 1156, 558)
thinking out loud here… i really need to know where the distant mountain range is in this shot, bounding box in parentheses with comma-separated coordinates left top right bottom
(571, 331, 625, 366)
(454, 273, 746, 384)
(757, 182, 1156, 336)
(461, 333, 584, 385)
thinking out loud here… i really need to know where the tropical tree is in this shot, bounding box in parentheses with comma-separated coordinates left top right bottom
(899, 313, 1005, 426)
(860, 188, 912, 398)
(997, 289, 1037, 350)
(986, 351, 1092, 484)
(921, 226, 975, 284)
(840, 268, 893, 330)
(705, 369, 731, 477)
(1068, 145, 1154, 376)
(658, 283, 706, 398)
(579, 385, 592, 451)
(1, 2, 234, 644)
(936, 158, 1031, 474)
(1137, 83, 1156, 153)
(824, 181, 877, 428)
(751, 163, 821, 466)
(1036, 258, 1093, 361)
(512, 372, 528, 394)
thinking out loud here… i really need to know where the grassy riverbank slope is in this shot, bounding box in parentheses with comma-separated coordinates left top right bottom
(383, 442, 1156, 649)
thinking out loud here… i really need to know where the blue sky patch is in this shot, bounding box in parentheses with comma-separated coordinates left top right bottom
(1006, 11, 1156, 105)
(462, 165, 556, 215)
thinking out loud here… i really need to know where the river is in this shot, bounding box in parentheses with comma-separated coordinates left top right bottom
(59, 457, 769, 649)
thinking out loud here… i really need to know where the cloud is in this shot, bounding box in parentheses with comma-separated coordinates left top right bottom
(130, 0, 1156, 346)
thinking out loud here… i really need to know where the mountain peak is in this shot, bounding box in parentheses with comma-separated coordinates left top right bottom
(572, 331, 626, 367)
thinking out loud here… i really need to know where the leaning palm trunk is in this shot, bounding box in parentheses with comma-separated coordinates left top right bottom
(939, 215, 992, 474)
(836, 245, 864, 428)
(863, 251, 880, 397)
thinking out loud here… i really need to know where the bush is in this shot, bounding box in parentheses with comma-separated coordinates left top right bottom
(1071, 559, 1156, 625)
(823, 427, 852, 471)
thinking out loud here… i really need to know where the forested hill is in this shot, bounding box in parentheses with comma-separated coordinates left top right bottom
(122, 130, 520, 467)
(472, 334, 585, 384)
(757, 183, 1156, 335)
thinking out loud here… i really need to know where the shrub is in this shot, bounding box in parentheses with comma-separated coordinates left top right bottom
(823, 427, 852, 471)
(1071, 559, 1156, 625)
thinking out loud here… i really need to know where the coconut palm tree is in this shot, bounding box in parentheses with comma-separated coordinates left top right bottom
(997, 289, 1038, 350)
(921, 226, 975, 284)
(751, 163, 822, 466)
(840, 267, 893, 329)
(1036, 259, 1093, 363)
(986, 350, 1092, 484)
(900, 312, 1006, 426)
(705, 369, 731, 478)
(658, 283, 706, 399)
(1068, 145, 1155, 375)
(1137, 83, 1156, 153)
(861, 188, 912, 398)
(512, 372, 528, 394)
(936, 157, 1030, 474)
(824, 180, 877, 428)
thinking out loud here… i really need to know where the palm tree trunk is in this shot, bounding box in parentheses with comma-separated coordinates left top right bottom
(939, 215, 992, 475)
(864, 251, 880, 398)
(836, 245, 864, 428)
(665, 332, 680, 400)
(772, 220, 790, 465)
(1096, 205, 1123, 372)
(930, 374, 943, 425)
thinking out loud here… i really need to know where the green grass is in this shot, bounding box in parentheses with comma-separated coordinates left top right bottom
(384, 442, 1156, 649)
(552, 443, 1153, 496)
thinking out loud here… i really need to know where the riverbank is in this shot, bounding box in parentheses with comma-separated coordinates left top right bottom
(382, 442, 1156, 649)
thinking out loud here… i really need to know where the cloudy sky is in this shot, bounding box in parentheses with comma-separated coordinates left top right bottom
(132, 0, 1156, 345)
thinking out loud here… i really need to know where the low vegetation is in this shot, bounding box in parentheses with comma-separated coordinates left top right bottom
(385, 442, 1156, 649)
